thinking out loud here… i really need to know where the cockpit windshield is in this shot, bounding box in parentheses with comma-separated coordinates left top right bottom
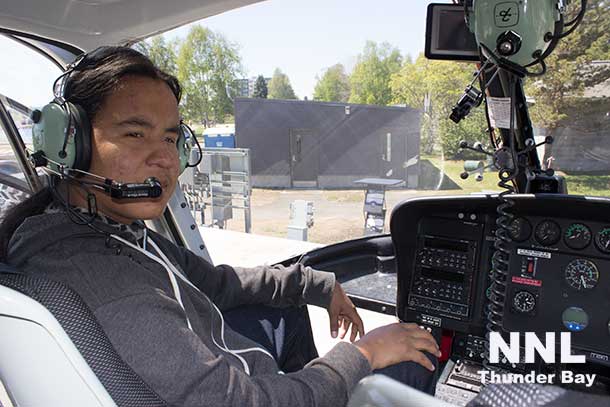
(0, 0, 608, 248)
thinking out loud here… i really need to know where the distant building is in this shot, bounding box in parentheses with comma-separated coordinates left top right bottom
(234, 79, 250, 98)
(234, 76, 271, 98)
(235, 98, 421, 189)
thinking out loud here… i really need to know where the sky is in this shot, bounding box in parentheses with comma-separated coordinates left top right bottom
(0, 0, 434, 108)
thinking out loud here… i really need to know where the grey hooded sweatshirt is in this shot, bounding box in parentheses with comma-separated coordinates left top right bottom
(7, 210, 372, 406)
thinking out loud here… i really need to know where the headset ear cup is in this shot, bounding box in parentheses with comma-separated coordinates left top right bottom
(33, 101, 76, 169)
(67, 102, 92, 172)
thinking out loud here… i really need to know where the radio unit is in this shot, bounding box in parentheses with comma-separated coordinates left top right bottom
(408, 235, 478, 320)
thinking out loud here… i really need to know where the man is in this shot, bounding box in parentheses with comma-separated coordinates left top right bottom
(1, 46, 440, 406)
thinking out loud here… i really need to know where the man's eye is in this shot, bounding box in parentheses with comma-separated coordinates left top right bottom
(165, 136, 177, 144)
(127, 132, 143, 138)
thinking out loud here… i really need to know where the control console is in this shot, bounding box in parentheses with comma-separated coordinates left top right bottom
(409, 235, 477, 319)
(392, 194, 610, 369)
(397, 214, 489, 332)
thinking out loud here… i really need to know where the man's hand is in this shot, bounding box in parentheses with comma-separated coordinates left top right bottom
(328, 282, 365, 342)
(354, 323, 441, 371)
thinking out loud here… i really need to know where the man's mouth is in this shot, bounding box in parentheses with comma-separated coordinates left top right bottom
(159, 178, 170, 189)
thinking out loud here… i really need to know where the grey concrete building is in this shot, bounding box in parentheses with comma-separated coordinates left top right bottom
(234, 98, 421, 189)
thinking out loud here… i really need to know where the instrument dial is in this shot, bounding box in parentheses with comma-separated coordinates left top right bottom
(564, 223, 591, 250)
(564, 259, 599, 290)
(595, 227, 610, 254)
(513, 291, 536, 313)
(509, 217, 532, 242)
(562, 307, 589, 332)
(534, 220, 561, 246)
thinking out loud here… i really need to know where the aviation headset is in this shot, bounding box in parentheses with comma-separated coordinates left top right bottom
(31, 46, 199, 176)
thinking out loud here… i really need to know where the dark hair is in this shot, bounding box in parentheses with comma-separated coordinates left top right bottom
(64, 46, 182, 122)
(0, 46, 182, 261)
(0, 187, 54, 261)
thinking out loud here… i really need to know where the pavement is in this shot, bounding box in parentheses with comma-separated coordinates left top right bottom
(199, 225, 322, 266)
(200, 226, 396, 356)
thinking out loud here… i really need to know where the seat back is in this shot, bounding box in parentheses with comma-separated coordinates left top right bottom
(0, 284, 116, 406)
(0, 265, 167, 407)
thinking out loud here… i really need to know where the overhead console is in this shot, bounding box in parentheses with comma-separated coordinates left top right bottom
(391, 194, 610, 367)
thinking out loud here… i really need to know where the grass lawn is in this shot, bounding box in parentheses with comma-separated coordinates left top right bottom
(423, 155, 610, 197)
(563, 174, 610, 197)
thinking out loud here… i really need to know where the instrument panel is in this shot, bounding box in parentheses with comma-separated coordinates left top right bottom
(391, 194, 610, 366)
(503, 215, 610, 354)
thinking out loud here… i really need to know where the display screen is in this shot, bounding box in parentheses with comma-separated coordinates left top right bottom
(421, 266, 465, 283)
(424, 237, 469, 252)
(436, 10, 478, 53)
(425, 4, 480, 61)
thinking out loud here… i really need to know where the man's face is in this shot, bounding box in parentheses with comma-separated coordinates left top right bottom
(83, 75, 181, 224)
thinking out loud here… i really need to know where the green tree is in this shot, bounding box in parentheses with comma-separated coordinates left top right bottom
(313, 64, 350, 102)
(176, 25, 242, 124)
(349, 41, 403, 105)
(252, 75, 268, 98)
(526, 0, 610, 129)
(391, 54, 488, 157)
(133, 36, 179, 76)
(268, 68, 297, 99)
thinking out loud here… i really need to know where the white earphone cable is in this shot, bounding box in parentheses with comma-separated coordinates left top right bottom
(145, 238, 276, 364)
(110, 234, 193, 330)
(110, 233, 277, 375)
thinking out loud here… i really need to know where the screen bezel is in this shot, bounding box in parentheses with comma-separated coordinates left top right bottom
(424, 3, 480, 62)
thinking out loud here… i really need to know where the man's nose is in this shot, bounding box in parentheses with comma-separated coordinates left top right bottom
(147, 142, 179, 169)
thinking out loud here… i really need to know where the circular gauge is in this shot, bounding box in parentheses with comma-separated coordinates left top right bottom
(562, 307, 589, 332)
(595, 227, 610, 254)
(535, 220, 561, 246)
(564, 259, 599, 290)
(509, 217, 532, 242)
(564, 223, 592, 250)
(513, 291, 536, 313)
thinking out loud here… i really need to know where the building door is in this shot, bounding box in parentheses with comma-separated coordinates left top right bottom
(380, 130, 405, 179)
(290, 128, 318, 188)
